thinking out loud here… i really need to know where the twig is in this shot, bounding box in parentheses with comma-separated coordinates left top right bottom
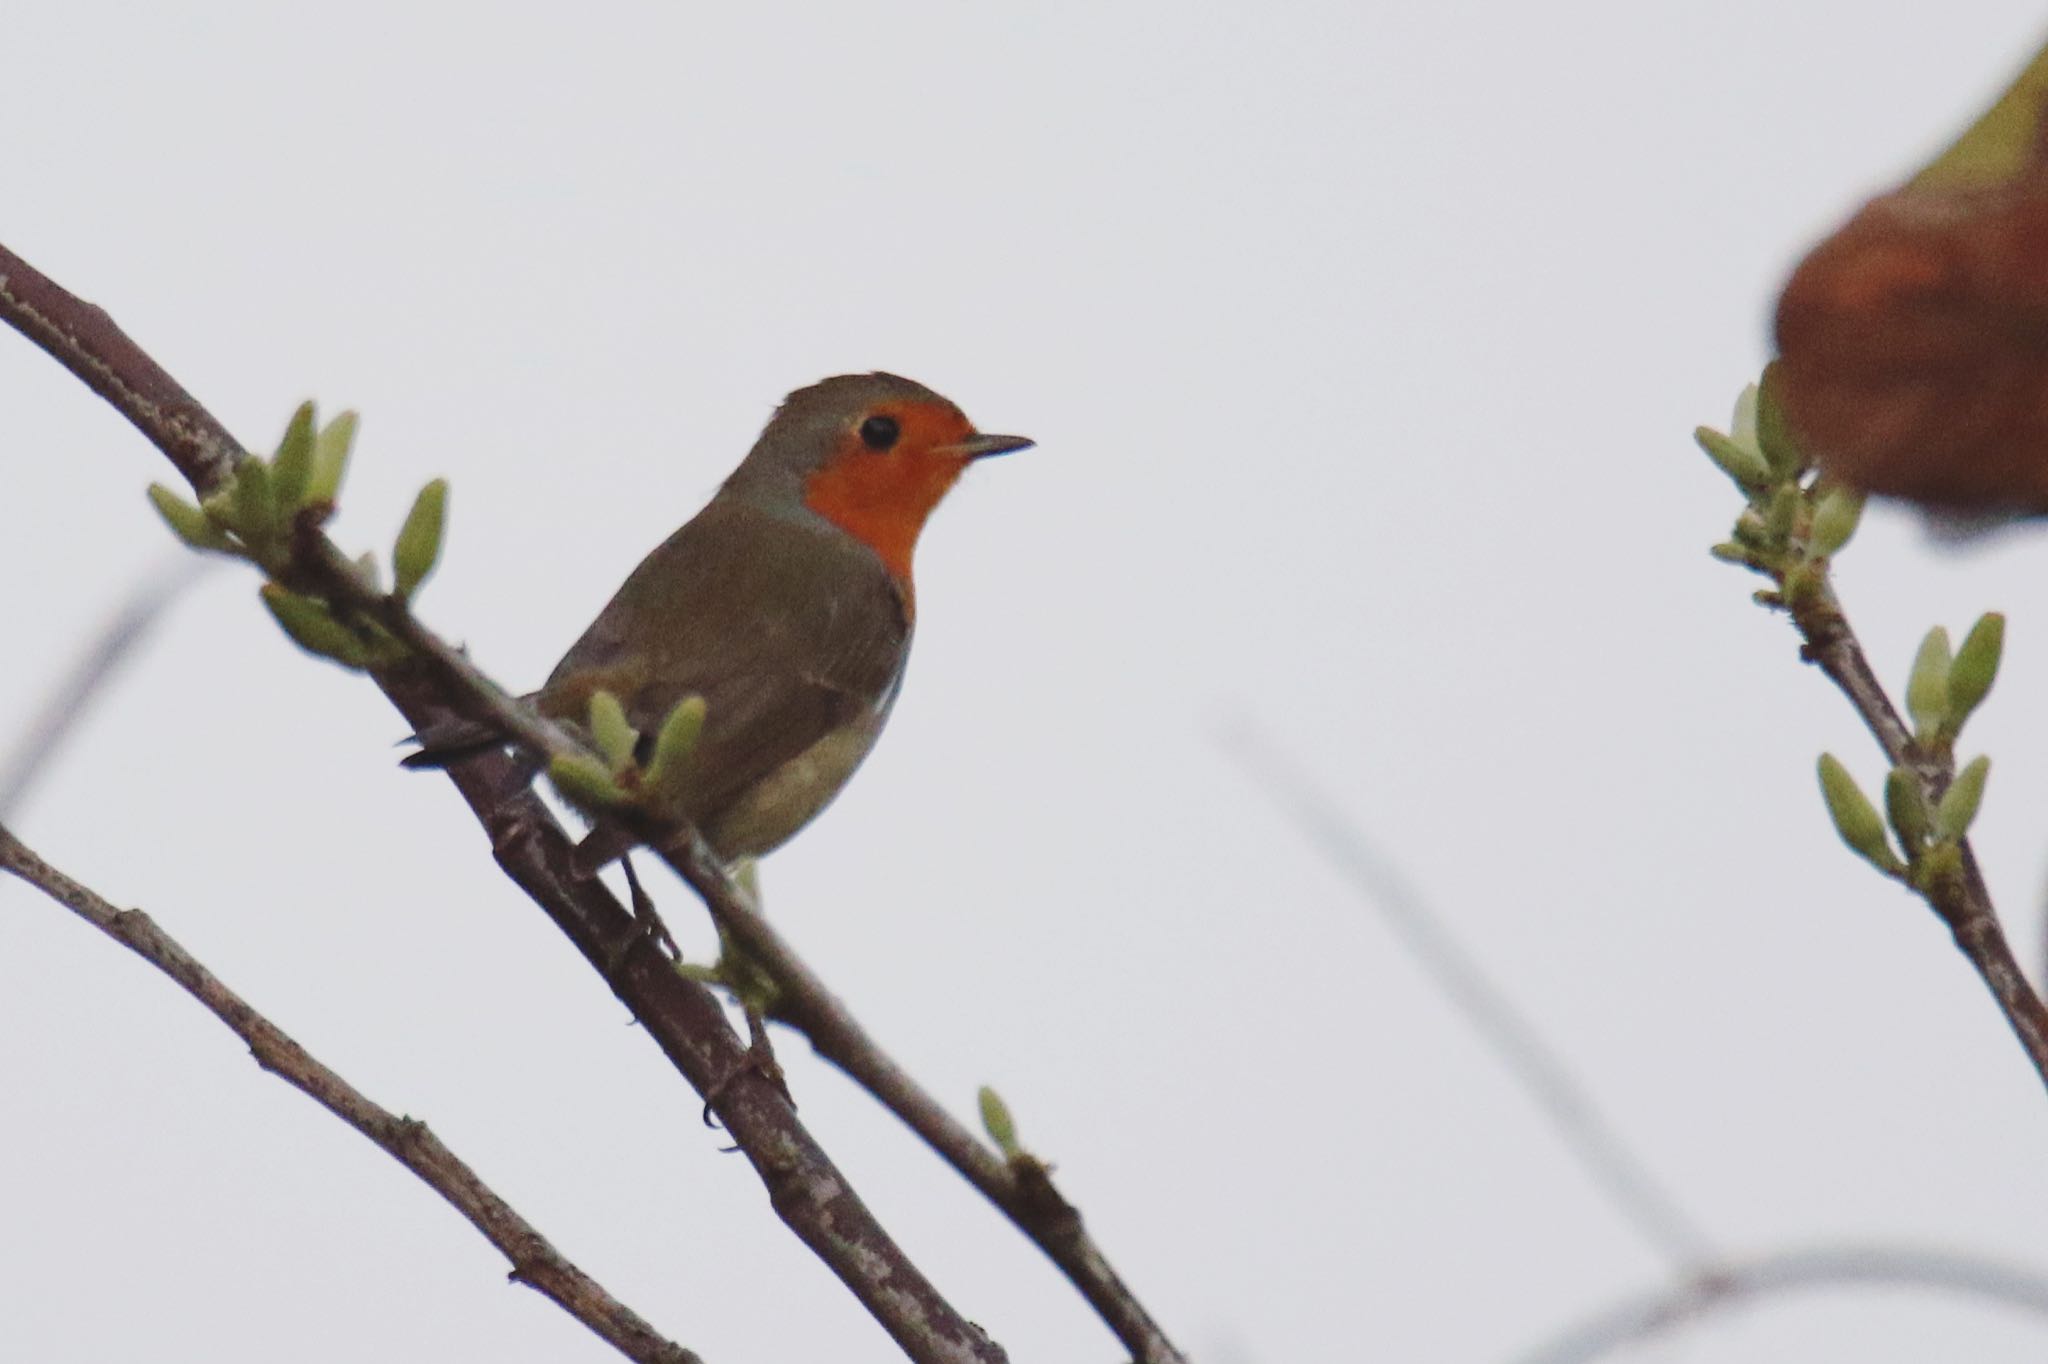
(653, 828, 1189, 1364)
(0, 241, 1008, 1364)
(0, 823, 703, 1364)
(0, 554, 207, 821)
(1515, 1243, 2048, 1364)
(1787, 576, 2048, 1088)
(1217, 720, 1716, 1272)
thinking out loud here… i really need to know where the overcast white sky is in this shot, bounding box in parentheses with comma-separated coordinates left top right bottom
(8, 3, 2048, 1361)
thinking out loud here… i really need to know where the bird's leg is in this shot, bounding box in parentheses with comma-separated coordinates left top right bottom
(690, 861, 791, 1123)
(618, 852, 681, 962)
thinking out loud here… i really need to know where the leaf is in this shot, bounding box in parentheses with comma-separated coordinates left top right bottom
(272, 401, 318, 515)
(642, 695, 708, 801)
(1935, 756, 1991, 842)
(1808, 486, 1865, 558)
(977, 1086, 1020, 1158)
(1817, 753, 1902, 874)
(393, 478, 448, 598)
(1947, 612, 2005, 731)
(146, 484, 232, 552)
(548, 752, 631, 810)
(587, 690, 638, 771)
(1754, 361, 1806, 479)
(259, 584, 368, 668)
(230, 456, 277, 544)
(1883, 767, 1931, 851)
(306, 410, 359, 506)
(1912, 40, 2048, 194)
(1695, 425, 1770, 490)
(1905, 627, 1954, 741)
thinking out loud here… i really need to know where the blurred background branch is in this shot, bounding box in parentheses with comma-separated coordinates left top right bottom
(0, 554, 205, 822)
(1518, 1244, 2048, 1364)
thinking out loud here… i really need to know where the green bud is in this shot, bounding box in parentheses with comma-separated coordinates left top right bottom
(643, 695, 708, 802)
(1781, 562, 1823, 609)
(587, 689, 638, 771)
(1733, 508, 1777, 551)
(1763, 484, 1800, 545)
(1817, 753, 1903, 873)
(1730, 384, 1760, 453)
(1935, 756, 1990, 842)
(235, 454, 279, 540)
(1695, 425, 1771, 490)
(354, 551, 382, 592)
(977, 1085, 1021, 1158)
(1915, 840, 1965, 892)
(200, 486, 236, 529)
(1808, 485, 1865, 558)
(147, 483, 233, 552)
(1883, 767, 1932, 851)
(307, 410, 359, 507)
(393, 478, 448, 598)
(1755, 361, 1805, 478)
(547, 752, 631, 809)
(271, 401, 318, 515)
(259, 584, 368, 668)
(1947, 612, 2004, 731)
(1905, 627, 1954, 741)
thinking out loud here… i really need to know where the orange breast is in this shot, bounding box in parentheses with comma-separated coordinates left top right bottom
(802, 445, 968, 593)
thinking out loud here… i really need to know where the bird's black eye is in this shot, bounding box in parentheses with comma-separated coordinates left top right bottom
(859, 414, 901, 451)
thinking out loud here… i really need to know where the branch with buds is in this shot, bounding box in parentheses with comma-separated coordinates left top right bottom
(1696, 370, 2048, 1090)
(0, 240, 1185, 1364)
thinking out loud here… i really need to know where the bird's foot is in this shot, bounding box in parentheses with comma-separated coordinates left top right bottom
(699, 1004, 790, 1127)
(619, 853, 681, 962)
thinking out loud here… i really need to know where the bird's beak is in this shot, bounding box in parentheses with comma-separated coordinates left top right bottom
(942, 432, 1035, 460)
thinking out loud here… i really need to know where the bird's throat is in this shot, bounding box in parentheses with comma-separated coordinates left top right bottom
(801, 451, 965, 591)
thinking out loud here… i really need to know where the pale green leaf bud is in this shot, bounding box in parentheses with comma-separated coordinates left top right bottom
(1818, 754, 1902, 873)
(1695, 426, 1770, 490)
(1935, 756, 1990, 842)
(978, 1085, 1021, 1158)
(259, 584, 367, 668)
(587, 689, 637, 771)
(1755, 361, 1806, 478)
(307, 410, 359, 507)
(272, 401, 318, 515)
(1763, 484, 1799, 545)
(147, 483, 233, 552)
(393, 478, 448, 598)
(1808, 486, 1865, 558)
(1883, 767, 1932, 851)
(1905, 627, 1953, 741)
(231, 455, 278, 548)
(548, 752, 631, 810)
(643, 695, 709, 801)
(1947, 613, 2004, 731)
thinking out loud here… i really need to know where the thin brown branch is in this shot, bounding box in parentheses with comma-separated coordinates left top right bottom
(0, 247, 239, 491)
(1516, 1243, 2048, 1364)
(0, 240, 1007, 1364)
(652, 828, 1189, 1364)
(0, 823, 702, 1364)
(1216, 719, 1716, 1272)
(1787, 577, 2048, 1089)
(0, 554, 208, 821)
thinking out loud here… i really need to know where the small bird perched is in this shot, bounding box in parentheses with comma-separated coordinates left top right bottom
(414, 373, 1030, 863)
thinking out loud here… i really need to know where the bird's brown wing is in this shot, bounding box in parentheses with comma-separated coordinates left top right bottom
(539, 497, 910, 825)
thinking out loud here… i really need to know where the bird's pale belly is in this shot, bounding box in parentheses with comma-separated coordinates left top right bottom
(703, 705, 891, 859)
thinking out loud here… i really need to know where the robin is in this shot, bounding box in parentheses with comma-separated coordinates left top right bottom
(412, 372, 1031, 864)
